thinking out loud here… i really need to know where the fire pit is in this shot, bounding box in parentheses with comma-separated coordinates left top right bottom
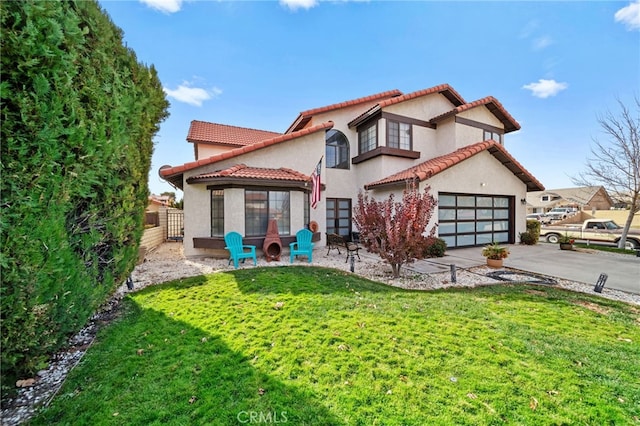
(262, 219, 282, 261)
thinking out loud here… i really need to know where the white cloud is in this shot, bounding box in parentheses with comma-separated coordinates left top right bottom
(615, 1, 640, 31)
(163, 83, 222, 106)
(522, 79, 568, 98)
(518, 20, 539, 39)
(140, 0, 183, 14)
(280, 0, 319, 11)
(532, 36, 553, 50)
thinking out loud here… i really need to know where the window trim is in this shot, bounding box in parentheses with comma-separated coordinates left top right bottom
(483, 129, 503, 144)
(387, 120, 412, 150)
(210, 189, 224, 237)
(244, 189, 291, 237)
(326, 129, 350, 169)
(326, 198, 353, 239)
(358, 121, 378, 155)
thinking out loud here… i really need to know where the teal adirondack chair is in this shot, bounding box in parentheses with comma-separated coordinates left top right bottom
(224, 232, 257, 269)
(290, 228, 314, 263)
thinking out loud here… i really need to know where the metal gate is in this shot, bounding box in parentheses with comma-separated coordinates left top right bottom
(167, 209, 184, 241)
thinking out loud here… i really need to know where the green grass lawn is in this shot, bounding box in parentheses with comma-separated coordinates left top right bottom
(31, 267, 640, 425)
(574, 243, 639, 256)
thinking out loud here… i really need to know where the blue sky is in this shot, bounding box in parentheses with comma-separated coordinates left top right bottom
(98, 0, 640, 197)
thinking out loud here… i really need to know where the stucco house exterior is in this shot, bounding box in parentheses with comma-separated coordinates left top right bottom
(160, 83, 544, 258)
(525, 186, 613, 214)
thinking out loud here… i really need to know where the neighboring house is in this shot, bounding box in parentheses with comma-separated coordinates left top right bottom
(147, 194, 172, 212)
(160, 83, 544, 258)
(525, 186, 613, 214)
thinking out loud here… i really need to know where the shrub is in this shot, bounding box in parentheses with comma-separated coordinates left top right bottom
(353, 184, 437, 277)
(422, 237, 447, 258)
(519, 219, 540, 245)
(0, 0, 168, 392)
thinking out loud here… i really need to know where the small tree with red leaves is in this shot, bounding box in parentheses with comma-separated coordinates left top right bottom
(353, 184, 438, 277)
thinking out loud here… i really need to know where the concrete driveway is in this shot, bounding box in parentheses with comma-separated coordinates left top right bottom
(410, 243, 640, 295)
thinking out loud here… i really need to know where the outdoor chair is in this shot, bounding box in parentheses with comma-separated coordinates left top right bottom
(343, 236, 361, 263)
(326, 232, 361, 262)
(224, 231, 257, 269)
(290, 228, 314, 263)
(325, 232, 344, 255)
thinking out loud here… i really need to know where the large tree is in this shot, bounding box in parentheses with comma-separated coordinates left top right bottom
(573, 97, 640, 249)
(353, 184, 437, 277)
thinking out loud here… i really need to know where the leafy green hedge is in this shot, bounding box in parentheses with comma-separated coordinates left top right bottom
(0, 0, 168, 392)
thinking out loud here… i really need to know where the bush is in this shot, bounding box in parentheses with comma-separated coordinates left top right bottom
(519, 219, 541, 245)
(0, 0, 168, 393)
(423, 237, 447, 258)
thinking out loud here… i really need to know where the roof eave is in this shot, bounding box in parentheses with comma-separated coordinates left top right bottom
(187, 177, 310, 189)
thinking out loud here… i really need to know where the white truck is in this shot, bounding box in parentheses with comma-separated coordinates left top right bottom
(540, 218, 640, 249)
(545, 207, 577, 221)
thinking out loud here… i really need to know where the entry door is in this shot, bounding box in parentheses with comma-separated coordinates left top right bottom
(326, 198, 352, 239)
(438, 193, 513, 248)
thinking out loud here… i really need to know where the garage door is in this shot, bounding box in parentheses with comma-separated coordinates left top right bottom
(438, 193, 513, 248)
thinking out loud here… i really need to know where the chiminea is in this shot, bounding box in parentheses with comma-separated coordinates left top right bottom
(263, 219, 282, 261)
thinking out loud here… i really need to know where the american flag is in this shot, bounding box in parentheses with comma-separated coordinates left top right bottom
(310, 158, 322, 209)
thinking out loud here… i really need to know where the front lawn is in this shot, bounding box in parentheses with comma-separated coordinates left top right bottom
(32, 267, 639, 425)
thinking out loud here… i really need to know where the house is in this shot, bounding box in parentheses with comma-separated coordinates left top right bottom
(147, 194, 173, 212)
(525, 186, 613, 214)
(160, 83, 544, 258)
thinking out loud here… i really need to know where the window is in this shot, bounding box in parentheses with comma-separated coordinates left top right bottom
(245, 190, 290, 236)
(541, 195, 550, 201)
(326, 129, 350, 169)
(211, 190, 224, 237)
(388, 121, 412, 150)
(326, 198, 352, 238)
(483, 130, 503, 144)
(358, 122, 377, 154)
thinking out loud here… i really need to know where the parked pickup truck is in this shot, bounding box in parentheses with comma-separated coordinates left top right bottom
(545, 207, 577, 221)
(540, 218, 640, 249)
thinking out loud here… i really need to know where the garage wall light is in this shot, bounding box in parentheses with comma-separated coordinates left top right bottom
(520, 198, 527, 205)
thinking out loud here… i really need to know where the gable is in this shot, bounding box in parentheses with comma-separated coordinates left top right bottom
(160, 121, 334, 189)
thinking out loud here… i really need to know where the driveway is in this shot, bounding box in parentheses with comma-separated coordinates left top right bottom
(411, 243, 640, 295)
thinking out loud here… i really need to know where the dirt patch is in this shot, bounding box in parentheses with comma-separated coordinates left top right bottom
(524, 289, 548, 297)
(572, 300, 610, 315)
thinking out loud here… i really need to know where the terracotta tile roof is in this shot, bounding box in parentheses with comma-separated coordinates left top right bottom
(187, 120, 282, 146)
(160, 121, 334, 188)
(377, 83, 466, 108)
(187, 164, 310, 184)
(348, 83, 466, 127)
(429, 96, 521, 133)
(364, 140, 544, 191)
(286, 90, 402, 133)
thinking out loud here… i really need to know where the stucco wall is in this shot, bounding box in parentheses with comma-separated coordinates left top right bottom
(196, 144, 234, 160)
(426, 151, 528, 240)
(384, 93, 453, 122)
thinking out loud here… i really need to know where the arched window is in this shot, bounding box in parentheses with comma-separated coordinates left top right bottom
(326, 129, 350, 169)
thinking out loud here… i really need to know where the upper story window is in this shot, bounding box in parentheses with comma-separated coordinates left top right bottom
(326, 129, 350, 169)
(541, 195, 550, 201)
(358, 122, 377, 154)
(483, 130, 503, 144)
(388, 121, 412, 150)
